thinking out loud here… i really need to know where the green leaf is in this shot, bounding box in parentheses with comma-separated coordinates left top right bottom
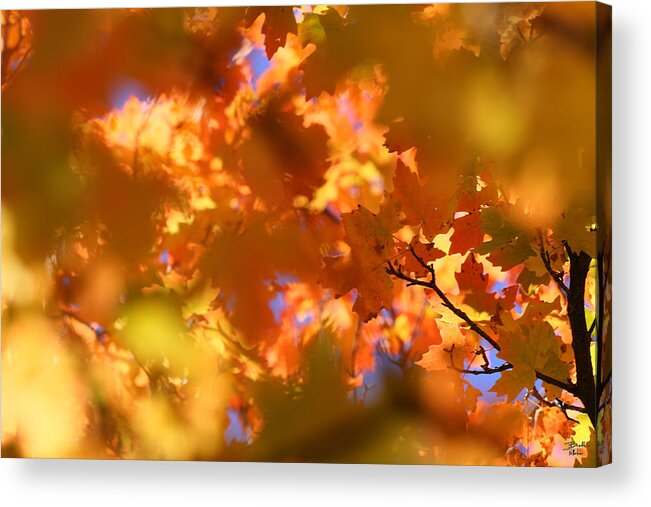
(476, 206, 535, 269)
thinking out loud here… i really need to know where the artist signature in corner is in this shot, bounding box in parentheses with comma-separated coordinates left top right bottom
(564, 440, 587, 456)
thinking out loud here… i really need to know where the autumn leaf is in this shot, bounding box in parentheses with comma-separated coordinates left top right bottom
(551, 207, 597, 258)
(239, 98, 330, 204)
(246, 7, 297, 59)
(491, 315, 569, 402)
(497, 4, 545, 59)
(476, 205, 536, 270)
(449, 212, 484, 255)
(392, 161, 452, 239)
(320, 201, 400, 321)
(415, 344, 450, 373)
(201, 212, 323, 343)
(455, 253, 497, 314)
(403, 239, 445, 278)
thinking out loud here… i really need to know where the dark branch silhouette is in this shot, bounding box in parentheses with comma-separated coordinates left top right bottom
(444, 344, 512, 375)
(563, 241, 597, 422)
(537, 228, 569, 294)
(387, 243, 500, 350)
(385, 238, 597, 423)
(530, 386, 587, 423)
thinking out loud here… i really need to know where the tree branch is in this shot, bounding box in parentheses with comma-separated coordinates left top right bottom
(386, 245, 576, 395)
(563, 241, 597, 423)
(530, 386, 587, 423)
(588, 318, 596, 336)
(535, 370, 577, 394)
(444, 345, 512, 375)
(537, 229, 569, 294)
(386, 244, 500, 351)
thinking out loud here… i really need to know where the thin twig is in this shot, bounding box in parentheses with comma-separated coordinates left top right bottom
(530, 386, 586, 423)
(537, 228, 569, 294)
(444, 345, 512, 375)
(386, 245, 577, 395)
(387, 244, 500, 351)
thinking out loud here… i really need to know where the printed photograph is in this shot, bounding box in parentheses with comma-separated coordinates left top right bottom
(1, 3, 611, 466)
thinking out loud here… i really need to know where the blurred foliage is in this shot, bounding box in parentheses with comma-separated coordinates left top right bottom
(1, 4, 610, 466)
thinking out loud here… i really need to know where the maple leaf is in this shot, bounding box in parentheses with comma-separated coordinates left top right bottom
(415, 344, 449, 373)
(320, 201, 400, 321)
(82, 137, 177, 264)
(518, 256, 551, 293)
(497, 285, 519, 312)
(455, 253, 497, 314)
(409, 314, 444, 361)
(245, 7, 297, 59)
(432, 27, 480, 63)
(449, 212, 484, 255)
(201, 212, 323, 344)
(240, 100, 328, 205)
(239, 98, 330, 205)
(491, 315, 569, 402)
(496, 4, 545, 60)
(476, 205, 536, 270)
(551, 207, 597, 258)
(181, 276, 219, 320)
(392, 161, 452, 239)
(403, 239, 445, 278)
(297, 9, 357, 98)
(456, 174, 498, 213)
(298, 5, 439, 105)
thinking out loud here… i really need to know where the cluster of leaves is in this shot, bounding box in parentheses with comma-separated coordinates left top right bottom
(2, 4, 610, 466)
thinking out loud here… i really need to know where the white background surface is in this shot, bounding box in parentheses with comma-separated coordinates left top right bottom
(1, 0, 649, 505)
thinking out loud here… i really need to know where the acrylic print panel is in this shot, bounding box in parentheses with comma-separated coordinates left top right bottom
(1, 2, 612, 466)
